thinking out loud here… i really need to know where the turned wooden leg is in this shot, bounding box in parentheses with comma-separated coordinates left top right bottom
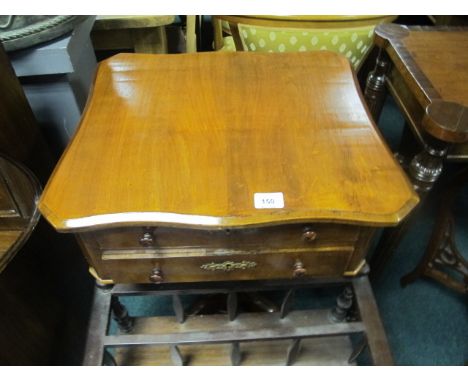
(111, 295, 134, 333)
(364, 48, 390, 122)
(371, 137, 449, 281)
(408, 139, 449, 194)
(329, 286, 354, 323)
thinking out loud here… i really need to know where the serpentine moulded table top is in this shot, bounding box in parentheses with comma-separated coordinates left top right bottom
(39, 51, 418, 231)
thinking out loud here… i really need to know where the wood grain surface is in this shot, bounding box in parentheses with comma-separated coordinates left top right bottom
(114, 313, 354, 365)
(374, 25, 468, 154)
(403, 31, 468, 106)
(0, 156, 41, 272)
(39, 52, 418, 231)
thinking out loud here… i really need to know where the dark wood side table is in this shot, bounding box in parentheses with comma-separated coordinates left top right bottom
(0, 42, 69, 365)
(364, 25, 468, 289)
(39, 52, 418, 365)
(0, 155, 51, 364)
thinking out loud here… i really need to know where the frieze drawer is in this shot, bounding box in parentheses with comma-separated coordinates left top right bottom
(90, 223, 361, 252)
(96, 248, 355, 284)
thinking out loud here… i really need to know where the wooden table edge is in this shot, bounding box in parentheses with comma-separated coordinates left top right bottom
(39, 195, 419, 233)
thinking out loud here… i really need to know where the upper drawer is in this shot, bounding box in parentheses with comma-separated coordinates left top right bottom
(90, 223, 360, 253)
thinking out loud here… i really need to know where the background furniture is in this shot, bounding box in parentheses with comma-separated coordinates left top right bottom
(364, 25, 468, 291)
(212, 15, 395, 70)
(0, 155, 56, 365)
(0, 42, 93, 365)
(91, 16, 175, 54)
(0, 44, 53, 182)
(401, 167, 468, 293)
(85, 276, 390, 366)
(0, 155, 57, 365)
(7, 16, 97, 155)
(39, 52, 417, 365)
(0, 16, 88, 51)
(0, 42, 58, 365)
(0, 155, 40, 274)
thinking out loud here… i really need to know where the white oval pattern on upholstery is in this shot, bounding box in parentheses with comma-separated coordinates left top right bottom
(222, 24, 379, 70)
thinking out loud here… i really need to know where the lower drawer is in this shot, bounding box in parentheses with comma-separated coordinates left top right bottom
(97, 248, 354, 284)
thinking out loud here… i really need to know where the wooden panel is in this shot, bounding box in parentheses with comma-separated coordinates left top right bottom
(0, 156, 41, 273)
(114, 310, 356, 365)
(402, 31, 468, 106)
(97, 247, 353, 283)
(93, 15, 175, 30)
(0, 172, 19, 218)
(39, 52, 418, 231)
(375, 25, 468, 144)
(115, 338, 353, 366)
(0, 44, 53, 183)
(111, 309, 357, 365)
(91, 223, 360, 251)
(0, 156, 38, 219)
(386, 43, 468, 160)
(0, 231, 22, 254)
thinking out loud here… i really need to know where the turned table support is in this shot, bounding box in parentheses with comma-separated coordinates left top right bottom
(369, 121, 453, 279)
(364, 47, 390, 122)
(364, 24, 468, 284)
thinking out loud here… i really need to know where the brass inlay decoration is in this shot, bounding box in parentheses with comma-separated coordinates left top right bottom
(88, 266, 114, 285)
(343, 259, 367, 277)
(200, 260, 257, 272)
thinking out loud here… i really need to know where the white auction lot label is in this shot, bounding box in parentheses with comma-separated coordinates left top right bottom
(254, 192, 285, 209)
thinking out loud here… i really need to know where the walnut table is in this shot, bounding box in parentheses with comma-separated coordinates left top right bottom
(364, 25, 468, 289)
(39, 52, 418, 365)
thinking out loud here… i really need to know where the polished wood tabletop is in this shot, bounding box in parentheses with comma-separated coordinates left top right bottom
(377, 26, 468, 108)
(403, 31, 468, 106)
(372, 25, 468, 147)
(39, 52, 418, 232)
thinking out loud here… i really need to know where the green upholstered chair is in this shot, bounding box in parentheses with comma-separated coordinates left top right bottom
(212, 15, 396, 70)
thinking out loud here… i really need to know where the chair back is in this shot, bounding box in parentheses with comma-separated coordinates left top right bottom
(213, 15, 396, 70)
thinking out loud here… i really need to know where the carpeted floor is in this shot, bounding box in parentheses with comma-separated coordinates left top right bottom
(369, 96, 468, 365)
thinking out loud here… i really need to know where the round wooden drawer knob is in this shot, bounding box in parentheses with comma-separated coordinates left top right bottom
(139, 232, 155, 247)
(302, 229, 317, 242)
(149, 268, 163, 283)
(293, 260, 307, 278)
